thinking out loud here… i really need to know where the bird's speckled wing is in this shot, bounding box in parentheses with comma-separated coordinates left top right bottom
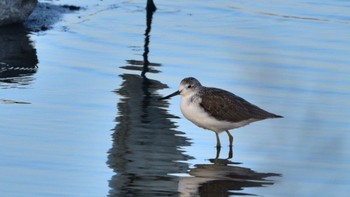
(199, 87, 280, 122)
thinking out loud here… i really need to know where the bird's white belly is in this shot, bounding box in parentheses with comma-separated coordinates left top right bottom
(180, 97, 254, 132)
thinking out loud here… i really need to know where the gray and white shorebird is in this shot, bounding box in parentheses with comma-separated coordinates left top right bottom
(160, 77, 283, 147)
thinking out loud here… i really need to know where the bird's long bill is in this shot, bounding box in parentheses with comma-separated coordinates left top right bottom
(159, 90, 180, 100)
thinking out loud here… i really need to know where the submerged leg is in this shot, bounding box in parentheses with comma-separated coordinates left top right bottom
(215, 132, 221, 147)
(225, 130, 234, 146)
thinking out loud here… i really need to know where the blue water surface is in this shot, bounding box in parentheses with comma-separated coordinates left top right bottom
(1, 0, 349, 196)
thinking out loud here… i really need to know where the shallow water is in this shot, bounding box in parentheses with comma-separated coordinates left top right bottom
(1, 0, 350, 196)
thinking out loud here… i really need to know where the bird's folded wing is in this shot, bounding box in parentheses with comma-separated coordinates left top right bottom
(199, 88, 275, 122)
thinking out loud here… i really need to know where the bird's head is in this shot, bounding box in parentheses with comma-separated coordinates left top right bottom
(159, 77, 201, 100)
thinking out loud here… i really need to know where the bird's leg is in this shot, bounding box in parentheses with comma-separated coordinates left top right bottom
(215, 145, 221, 160)
(215, 132, 221, 148)
(228, 144, 233, 159)
(225, 130, 234, 147)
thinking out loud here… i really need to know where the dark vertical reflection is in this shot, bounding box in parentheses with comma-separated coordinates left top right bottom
(142, 0, 156, 77)
(0, 24, 38, 89)
(107, 1, 191, 196)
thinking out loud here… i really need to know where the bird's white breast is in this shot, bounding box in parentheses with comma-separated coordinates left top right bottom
(180, 95, 257, 132)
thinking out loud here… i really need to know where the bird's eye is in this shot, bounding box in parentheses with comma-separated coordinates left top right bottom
(187, 85, 192, 88)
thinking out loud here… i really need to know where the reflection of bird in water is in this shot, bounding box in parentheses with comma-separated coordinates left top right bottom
(160, 77, 283, 148)
(178, 147, 281, 197)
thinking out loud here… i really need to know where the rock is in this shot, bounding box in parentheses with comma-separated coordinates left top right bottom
(0, 0, 38, 26)
(24, 2, 81, 32)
